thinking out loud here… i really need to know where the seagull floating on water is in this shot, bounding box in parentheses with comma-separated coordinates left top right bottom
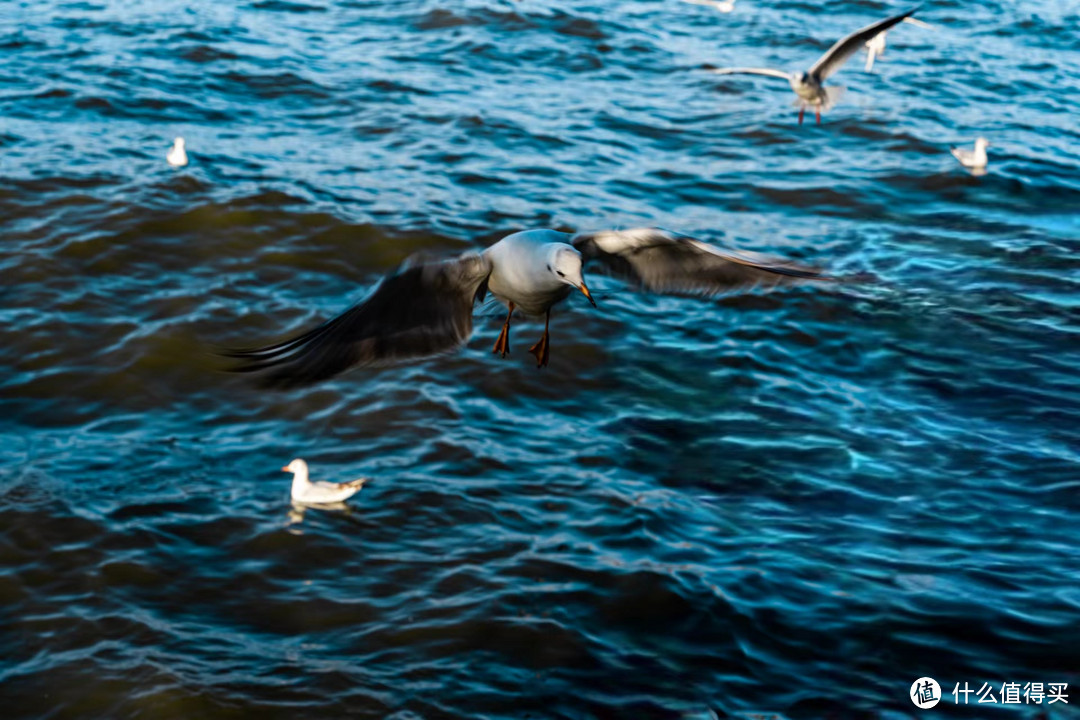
(167, 137, 188, 167)
(225, 227, 832, 386)
(951, 137, 990, 171)
(283, 458, 368, 505)
(682, 0, 736, 13)
(709, 6, 920, 124)
(865, 16, 933, 73)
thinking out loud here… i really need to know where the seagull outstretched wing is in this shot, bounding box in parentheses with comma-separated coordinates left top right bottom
(709, 67, 791, 80)
(224, 253, 492, 387)
(573, 228, 830, 298)
(808, 6, 920, 81)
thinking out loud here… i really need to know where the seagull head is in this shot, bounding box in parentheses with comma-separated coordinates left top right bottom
(547, 245, 595, 307)
(975, 137, 990, 150)
(282, 458, 307, 475)
(173, 136, 185, 149)
(788, 71, 815, 94)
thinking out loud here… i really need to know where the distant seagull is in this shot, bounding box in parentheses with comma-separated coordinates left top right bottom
(683, 0, 736, 13)
(864, 32, 887, 72)
(283, 458, 368, 505)
(865, 16, 933, 72)
(224, 227, 832, 385)
(951, 137, 989, 171)
(710, 6, 920, 124)
(167, 137, 188, 167)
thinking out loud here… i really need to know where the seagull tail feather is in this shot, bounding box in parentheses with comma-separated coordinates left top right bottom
(820, 85, 846, 112)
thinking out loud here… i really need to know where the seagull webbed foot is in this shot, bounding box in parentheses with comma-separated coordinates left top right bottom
(528, 332, 549, 368)
(529, 309, 551, 368)
(492, 323, 511, 357)
(492, 302, 514, 358)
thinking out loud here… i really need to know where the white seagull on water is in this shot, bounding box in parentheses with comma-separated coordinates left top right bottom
(951, 137, 990, 171)
(709, 6, 920, 124)
(682, 0, 736, 13)
(225, 227, 834, 386)
(167, 137, 188, 167)
(283, 458, 368, 505)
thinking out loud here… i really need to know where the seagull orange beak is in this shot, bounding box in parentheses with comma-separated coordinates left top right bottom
(579, 281, 596, 308)
(281, 466, 290, 472)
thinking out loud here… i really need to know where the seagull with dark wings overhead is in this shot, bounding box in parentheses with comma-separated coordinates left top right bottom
(709, 6, 920, 124)
(225, 228, 831, 387)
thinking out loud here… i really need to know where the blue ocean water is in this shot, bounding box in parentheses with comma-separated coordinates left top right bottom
(1, 1, 1078, 718)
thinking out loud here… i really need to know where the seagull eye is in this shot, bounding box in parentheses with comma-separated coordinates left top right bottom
(557, 271, 565, 277)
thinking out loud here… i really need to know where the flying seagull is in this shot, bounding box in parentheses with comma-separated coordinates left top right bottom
(283, 458, 368, 505)
(865, 16, 933, 73)
(224, 228, 831, 387)
(709, 6, 920, 124)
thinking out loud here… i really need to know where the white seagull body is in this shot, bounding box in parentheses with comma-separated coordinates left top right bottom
(710, 6, 920, 124)
(167, 137, 188, 167)
(682, 0, 736, 13)
(951, 137, 990, 170)
(283, 458, 368, 505)
(483, 229, 596, 365)
(865, 17, 934, 73)
(226, 227, 834, 386)
(484, 229, 586, 316)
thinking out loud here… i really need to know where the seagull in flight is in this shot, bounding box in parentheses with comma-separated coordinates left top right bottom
(865, 16, 934, 73)
(224, 228, 832, 387)
(709, 6, 920, 124)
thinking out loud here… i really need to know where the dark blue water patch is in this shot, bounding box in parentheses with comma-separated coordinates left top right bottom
(413, 7, 532, 33)
(177, 44, 242, 64)
(250, 0, 328, 13)
(211, 70, 334, 103)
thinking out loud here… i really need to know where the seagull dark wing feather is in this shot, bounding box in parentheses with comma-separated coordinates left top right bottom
(808, 6, 920, 81)
(225, 253, 492, 387)
(573, 228, 831, 297)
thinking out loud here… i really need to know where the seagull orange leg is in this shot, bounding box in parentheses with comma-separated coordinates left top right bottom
(815, 107, 821, 124)
(798, 106, 805, 125)
(492, 301, 514, 358)
(528, 309, 551, 368)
